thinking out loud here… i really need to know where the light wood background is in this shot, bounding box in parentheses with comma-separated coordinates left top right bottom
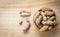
(0, 0, 60, 37)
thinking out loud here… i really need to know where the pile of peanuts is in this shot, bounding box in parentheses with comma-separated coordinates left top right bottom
(34, 8, 56, 31)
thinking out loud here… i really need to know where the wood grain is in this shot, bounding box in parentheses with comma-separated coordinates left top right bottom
(0, 0, 60, 37)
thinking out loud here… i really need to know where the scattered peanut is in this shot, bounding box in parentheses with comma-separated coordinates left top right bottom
(20, 11, 31, 17)
(23, 21, 30, 32)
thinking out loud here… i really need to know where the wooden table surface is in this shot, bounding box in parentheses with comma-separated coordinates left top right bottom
(0, 0, 60, 37)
